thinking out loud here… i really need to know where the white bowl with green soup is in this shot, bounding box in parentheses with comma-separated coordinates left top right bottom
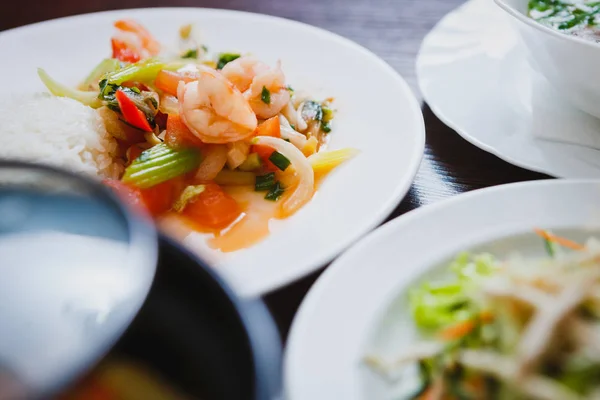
(495, 0, 600, 120)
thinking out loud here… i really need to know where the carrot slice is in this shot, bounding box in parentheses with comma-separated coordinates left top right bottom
(439, 311, 494, 341)
(165, 113, 205, 149)
(254, 116, 281, 138)
(104, 178, 182, 217)
(534, 228, 584, 251)
(155, 70, 199, 97)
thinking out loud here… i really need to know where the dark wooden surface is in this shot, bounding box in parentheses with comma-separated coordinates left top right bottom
(1, 0, 550, 341)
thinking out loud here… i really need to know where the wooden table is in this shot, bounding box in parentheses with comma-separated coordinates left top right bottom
(1, 0, 549, 341)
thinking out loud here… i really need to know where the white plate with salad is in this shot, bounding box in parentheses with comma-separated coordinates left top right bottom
(0, 8, 424, 297)
(285, 179, 600, 399)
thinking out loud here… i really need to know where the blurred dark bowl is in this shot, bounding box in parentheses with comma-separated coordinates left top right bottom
(57, 235, 282, 400)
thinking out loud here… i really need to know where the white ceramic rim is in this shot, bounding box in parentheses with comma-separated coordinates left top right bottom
(494, 0, 600, 50)
(284, 179, 600, 399)
(0, 8, 425, 297)
(416, 0, 549, 175)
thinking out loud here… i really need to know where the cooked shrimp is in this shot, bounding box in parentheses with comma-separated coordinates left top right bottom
(114, 19, 161, 57)
(178, 67, 258, 144)
(220, 56, 269, 92)
(244, 62, 291, 119)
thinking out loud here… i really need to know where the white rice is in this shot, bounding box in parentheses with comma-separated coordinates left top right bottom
(0, 94, 123, 179)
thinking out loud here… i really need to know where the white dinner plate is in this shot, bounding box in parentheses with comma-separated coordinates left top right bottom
(285, 179, 600, 399)
(417, 0, 600, 178)
(0, 8, 425, 297)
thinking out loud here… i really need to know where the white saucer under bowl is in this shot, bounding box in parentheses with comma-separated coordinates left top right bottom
(417, 0, 600, 178)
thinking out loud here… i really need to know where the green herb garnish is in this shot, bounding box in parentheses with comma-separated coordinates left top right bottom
(255, 172, 276, 191)
(528, 0, 600, 31)
(269, 151, 290, 171)
(216, 53, 241, 69)
(261, 86, 271, 104)
(182, 49, 198, 59)
(302, 100, 323, 122)
(265, 181, 284, 201)
(321, 122, 332, 133)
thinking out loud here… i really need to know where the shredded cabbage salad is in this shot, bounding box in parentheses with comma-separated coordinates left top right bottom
(366, 230, 600, 400)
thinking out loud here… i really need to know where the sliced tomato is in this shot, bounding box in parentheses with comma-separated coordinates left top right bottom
(182, 184, 242, 229)
(165, 113, 204, 149)
(115, 90, 153, 132)
(154, 70, 199, 97)
(251, 144, 278, 172)
(104, 178, 182, 217)
(138, 180, 182, 216)
(111, 38, 141, 63)
(254, 116, 281, 138)
(103, 179, 145, 211)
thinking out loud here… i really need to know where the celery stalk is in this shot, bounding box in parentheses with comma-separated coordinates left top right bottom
(122, 143, 201, 189)
(103, 58, 184, 85)
(82, 58, 121, 87)
(238, 153, 262, 171)
(38, 68, 102, 108)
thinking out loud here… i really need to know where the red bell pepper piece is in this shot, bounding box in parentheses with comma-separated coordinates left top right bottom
(111, 38, 141, 63)
(115, 90, 153, 132)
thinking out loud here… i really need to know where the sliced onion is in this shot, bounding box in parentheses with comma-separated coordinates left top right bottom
(252, 136, 314, 216)
(195, 144, 228, 181)
(159, 94, 179, 115)
(281, 101, 307, 132)
(279, 114, 307, 149)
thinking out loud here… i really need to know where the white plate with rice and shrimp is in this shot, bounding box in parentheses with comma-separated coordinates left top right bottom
(0, 8, 424, 297)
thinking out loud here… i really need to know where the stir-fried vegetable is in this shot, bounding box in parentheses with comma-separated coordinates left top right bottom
(366, 232, 600, 399)
(103, 58, 180, 86)
(38, 18, 355, 248)
(238, 153, 262, 171)
(251, 136, 314, 216)
(123, 143, 201, 188)
(115, 90, 153, 131)
(165, 113, 204, 149)
(265, 181, 285, 201)
(172, 185, 205, 212)
(180, 183, 241, 229)
(255, 172, 276, 191)
(269, 151, 291, 171)
(181, 49, 198, 59)
(111, 38, 142, 63)
(82, 58, 122, 89)
(38, 69, 102, 108)
(216, 53, 241, 69)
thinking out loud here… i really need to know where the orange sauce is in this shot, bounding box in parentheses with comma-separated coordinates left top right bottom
(158, 185, 279, 253)
(158, 173, 329, 253)
(208, 186, 279, 252)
